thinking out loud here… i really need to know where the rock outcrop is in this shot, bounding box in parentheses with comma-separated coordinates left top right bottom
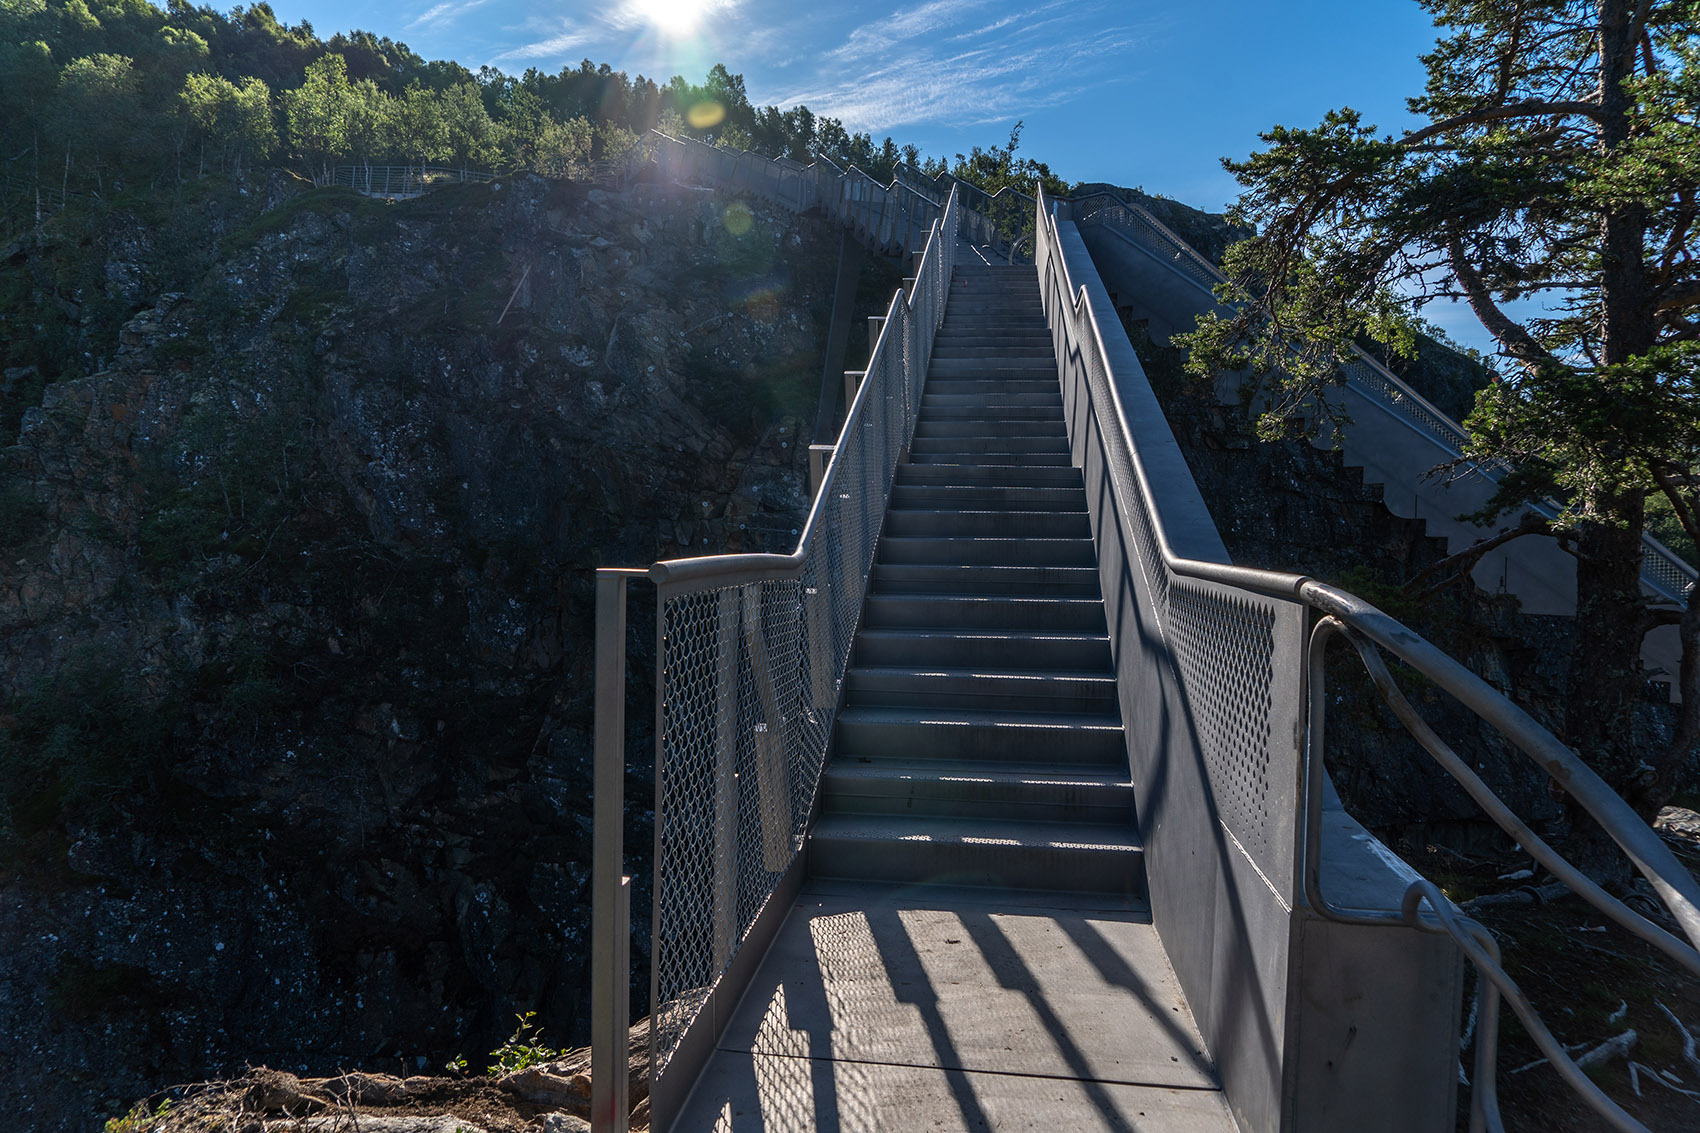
(0, 170, 890, 1130)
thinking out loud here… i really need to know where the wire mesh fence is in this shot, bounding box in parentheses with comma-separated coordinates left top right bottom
(641, 188, 958, 1107)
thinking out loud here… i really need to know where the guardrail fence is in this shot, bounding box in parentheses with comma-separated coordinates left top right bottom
(591, 186, 960, 1133)
(1037, 183, 1700, 1133)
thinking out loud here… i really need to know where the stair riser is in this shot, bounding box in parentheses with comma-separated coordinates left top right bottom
(906, 452, 1075, 466)
(917, 405, 1065, 421)
(853, 634, 1112, 670)
(871, 564, 1101, 596)
(820, 777, 1134, 824)
(896, 466, 1083, 487)
(845, 683, 1116, 715)
(930, 347, 1055, 360)
(864, 595, 1107, 632)
(808, 834, 1142, 895)
(920, 381, 1059, 396)
(876, 537, 1097, 567)
(889, 485, 1085, 509)
(940, 319, 1047, 330)
(883, 512, 1090, 539)
(927, 367, 1059, 382)
(922, 393, 1062, 407)
(913, 421, 1068, 439)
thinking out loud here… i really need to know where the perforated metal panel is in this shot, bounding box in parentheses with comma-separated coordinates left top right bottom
(1169, 586, 1278, 869)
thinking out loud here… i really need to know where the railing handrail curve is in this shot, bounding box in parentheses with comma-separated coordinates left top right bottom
(1037, 181, 1700, 959)
(1038, 180, 1700, 1131)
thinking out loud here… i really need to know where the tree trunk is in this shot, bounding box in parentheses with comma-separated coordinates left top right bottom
(1563, 497, 1650, 874)
(1558, 0, 1661, 872)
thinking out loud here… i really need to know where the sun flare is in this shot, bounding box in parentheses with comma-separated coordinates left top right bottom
(630, 0, 707, 36)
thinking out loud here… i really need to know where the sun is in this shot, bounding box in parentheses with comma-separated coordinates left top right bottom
(629, 0, 707, 36)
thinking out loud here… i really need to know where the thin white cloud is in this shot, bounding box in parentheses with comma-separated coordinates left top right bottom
(406, 0, 494, 32)
(487, 25, 594, 66)
(828, 0, 993, 62)
(767, 4, 1141, 136)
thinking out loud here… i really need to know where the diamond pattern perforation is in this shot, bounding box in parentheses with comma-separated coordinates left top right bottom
(1169, 585, 1277, 870)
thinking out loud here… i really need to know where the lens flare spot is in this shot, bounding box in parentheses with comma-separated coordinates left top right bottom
(723, 202, 754, 236)
(687, 99, 727, 129)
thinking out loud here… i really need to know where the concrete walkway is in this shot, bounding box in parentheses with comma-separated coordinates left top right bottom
(676, 881, 1235, 1131)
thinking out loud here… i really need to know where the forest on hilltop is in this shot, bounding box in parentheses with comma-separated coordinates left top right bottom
(0, 0, 1067, 212)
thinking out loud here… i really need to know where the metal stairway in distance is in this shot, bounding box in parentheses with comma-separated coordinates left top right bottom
(808, 261, 1144, 897)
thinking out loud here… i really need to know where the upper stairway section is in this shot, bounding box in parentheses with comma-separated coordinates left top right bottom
(649, 130, 1022, 262)
(1067, 194, 1695, 595)
(810, 262, 1141, 898)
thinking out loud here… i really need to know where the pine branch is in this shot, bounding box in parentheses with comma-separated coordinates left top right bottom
(1401, 99, 1603, 146)
(1446, 232, 1566, 369)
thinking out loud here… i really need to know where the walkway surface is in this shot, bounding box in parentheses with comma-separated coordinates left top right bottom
(677, 881, 1234, 1131)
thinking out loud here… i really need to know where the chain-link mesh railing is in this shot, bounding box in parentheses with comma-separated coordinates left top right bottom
(1066, 188, 1698, 607)
(636, 187, 958, 1123)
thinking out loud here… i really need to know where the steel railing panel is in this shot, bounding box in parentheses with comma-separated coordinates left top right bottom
(627, 182, 958, 1128)
(1037, 183, 1700, 1133)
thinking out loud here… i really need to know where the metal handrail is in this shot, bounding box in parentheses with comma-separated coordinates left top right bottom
(1036, 184, 1700, 1133)
(591, 182, 963, 1132)
(1065, 185, 1699, 606)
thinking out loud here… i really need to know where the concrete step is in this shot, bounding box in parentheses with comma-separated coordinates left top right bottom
(846, 665, 1118, 714)
(863, 592, 1107, 631)
(870, 562, 1101, 596)
(888, 483, 1086, 510)
(853, 627, 1112, 670)
(876, 535, 1097, 566)
(821, 757, 1135, 823)
(808, 812, 1142, 894)
(881, 509, 1092, 539)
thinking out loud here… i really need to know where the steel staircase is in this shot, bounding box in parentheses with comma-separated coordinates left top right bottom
(810, 261, 1142, 895)
(596, 147, 1700, 1133)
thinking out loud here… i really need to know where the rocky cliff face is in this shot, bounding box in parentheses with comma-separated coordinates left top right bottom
(0, 171, 885, 1130)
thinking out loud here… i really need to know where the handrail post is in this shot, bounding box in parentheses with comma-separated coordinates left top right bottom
(808, 444, 835, 497)
(867, 316, 886, 354)
(843, 370, 865, 415)
(593, 567, 644, 1133)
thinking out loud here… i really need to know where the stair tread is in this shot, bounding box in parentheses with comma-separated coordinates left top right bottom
(836, 704, 1121, 728)
(811, 812, 1141, 849)
(826, 756, 1132, 786)
(850, 663, 1113, 681)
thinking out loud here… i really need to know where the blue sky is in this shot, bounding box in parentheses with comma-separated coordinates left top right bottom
(261, 0, 1493, 349)
(264, 0, 1443, 210)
